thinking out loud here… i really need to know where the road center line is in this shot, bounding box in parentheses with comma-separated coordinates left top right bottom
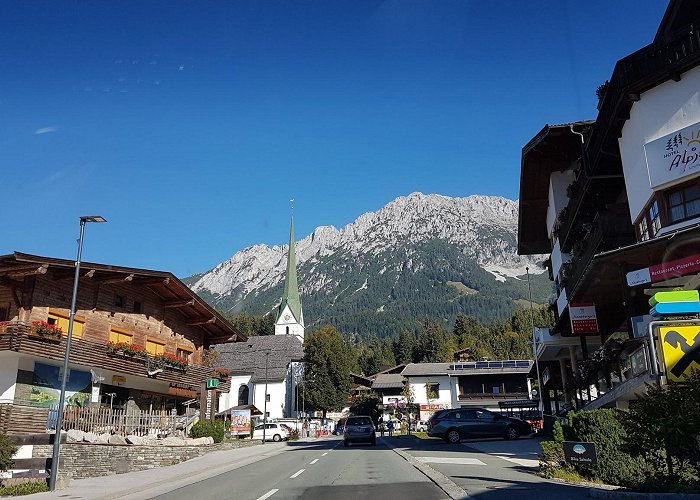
(322, 452, 328, 456)
(310, 459, 319, 464)
(290, 469, 306, 478)
(255, 489, 279, 500)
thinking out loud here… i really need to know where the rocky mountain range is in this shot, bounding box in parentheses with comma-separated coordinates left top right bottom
(185, 192, 549, 338)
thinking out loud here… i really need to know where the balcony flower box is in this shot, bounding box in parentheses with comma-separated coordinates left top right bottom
(154, 353, 189, 370)
(107, 341, 147, 359)
(29, 321, 63, 341)
(211, 367, 231, 380)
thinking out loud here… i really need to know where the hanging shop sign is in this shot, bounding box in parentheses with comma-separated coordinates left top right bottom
(657, 325, 700, 383)
(563, 441, 597, 465)
(112, 375, 126, 384)
(569, 303, 598, 334)
(168, 384, 197, 398)
(645, 121, 700, 188)
(627, 255, 700, 287)
(206, 378, 220, 390)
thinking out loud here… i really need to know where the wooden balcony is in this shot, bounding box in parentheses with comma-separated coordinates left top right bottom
(560, 211, 635, 298)
(0, 322, 230, 392)
(458, 392, 529, 402)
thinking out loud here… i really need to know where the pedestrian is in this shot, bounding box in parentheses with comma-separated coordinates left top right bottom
(387, 418, 394, 437)
(378, 416, 385, 437)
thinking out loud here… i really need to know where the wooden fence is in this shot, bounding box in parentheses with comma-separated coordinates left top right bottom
(47, 406, 198, 437)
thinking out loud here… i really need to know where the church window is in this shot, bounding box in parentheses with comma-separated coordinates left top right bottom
(286, 326, 289, 335)
(238, 385, 249, 405)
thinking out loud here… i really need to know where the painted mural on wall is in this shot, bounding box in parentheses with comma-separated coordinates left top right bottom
(15, 363, 92, 407)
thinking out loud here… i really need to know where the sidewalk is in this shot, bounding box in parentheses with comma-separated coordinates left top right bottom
(25, 437, 324, 499)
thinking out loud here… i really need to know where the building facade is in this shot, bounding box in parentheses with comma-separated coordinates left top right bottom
(0, 252, 245, 433)
(518, 0, 700, 418)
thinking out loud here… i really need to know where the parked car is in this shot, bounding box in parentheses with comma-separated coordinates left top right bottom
(427, 407, 532, 443)
(343, 415, 376, 447)
(412, 420, 428, 432)
(252, 423, 289, 442)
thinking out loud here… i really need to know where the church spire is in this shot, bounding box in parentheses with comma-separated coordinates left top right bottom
(275, 203, 304, 339)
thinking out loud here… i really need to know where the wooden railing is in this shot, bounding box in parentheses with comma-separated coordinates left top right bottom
(0, 321, 230, 392)
(47, 405, 196, 437)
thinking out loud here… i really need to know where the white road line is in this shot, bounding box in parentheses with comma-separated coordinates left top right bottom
(416, 456, 486, 465)
(310, 459, 319, 464)
(322, 452, 328, 456)
(290, 469, 306, 478)
(255, 489, 279, 500)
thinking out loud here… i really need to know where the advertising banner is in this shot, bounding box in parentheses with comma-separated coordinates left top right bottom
(569, 303, 598, 334)
(230, 409, 251, 436)
(657, 325, 700, 383)
(645, 122, 700, 188)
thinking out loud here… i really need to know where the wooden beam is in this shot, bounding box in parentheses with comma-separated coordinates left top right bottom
(95, 273, 135, 284)
(162, 299, 195, 309)
(0, 264, 48, 277)
(139, 277, 171, 286)
(187, 317, 216, 326)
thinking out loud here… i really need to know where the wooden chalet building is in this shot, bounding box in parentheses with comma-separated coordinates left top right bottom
(519, 0, 700, 419)
(0, 252, 245, 433)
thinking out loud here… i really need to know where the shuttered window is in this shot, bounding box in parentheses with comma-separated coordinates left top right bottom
(145, 339, 165, 355)
(109, 328, 133, 344)
(48, 309, 84, 339)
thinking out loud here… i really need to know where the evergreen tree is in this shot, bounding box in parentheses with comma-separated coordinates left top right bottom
(394, 330, 416, 364)
(302, 325, 352, 418)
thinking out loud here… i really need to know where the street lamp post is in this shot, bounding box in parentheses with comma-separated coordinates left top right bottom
(526, 266, 544, 419)
(262, 350, 270, 443)
(49, 215, 106, 491)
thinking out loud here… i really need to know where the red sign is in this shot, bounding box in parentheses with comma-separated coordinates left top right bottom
(570, 303, 598, 334)
(649, 255, 700, 282)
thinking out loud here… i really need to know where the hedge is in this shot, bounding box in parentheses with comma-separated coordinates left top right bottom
(189, 420, 225, 443)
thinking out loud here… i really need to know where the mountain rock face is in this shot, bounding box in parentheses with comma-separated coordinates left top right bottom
(186, 192, 549, 338)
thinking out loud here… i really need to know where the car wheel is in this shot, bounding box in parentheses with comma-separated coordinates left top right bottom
(273, 434, 281, 442)
(344, 440, 349, 447)
(447, 429, 461, 444)
(504, 426, 520, 440)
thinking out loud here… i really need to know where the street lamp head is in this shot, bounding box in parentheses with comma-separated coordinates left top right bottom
(80, 215, 107, 223)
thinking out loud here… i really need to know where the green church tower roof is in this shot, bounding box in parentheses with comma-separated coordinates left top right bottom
(277, 215, 302, 323)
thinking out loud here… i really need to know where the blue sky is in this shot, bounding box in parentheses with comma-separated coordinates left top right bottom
(1, 1, 667, 277)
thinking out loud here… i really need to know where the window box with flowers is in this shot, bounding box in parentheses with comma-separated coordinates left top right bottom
(106, 341, 147, 359)
(211, 367, 231, 380)
(30, 321, 63, 341)
(154, 353, 189, 370)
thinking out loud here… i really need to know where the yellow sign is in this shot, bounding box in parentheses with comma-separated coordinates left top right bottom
(658, 326, 700, 382)
(112, 375, 126, 384)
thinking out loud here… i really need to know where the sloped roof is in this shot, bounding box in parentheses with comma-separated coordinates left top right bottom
(371, 373, 405, 390)
(0, 252, 246, 343)
(401, 363, 452, 377)
(215, 335, 304, 383)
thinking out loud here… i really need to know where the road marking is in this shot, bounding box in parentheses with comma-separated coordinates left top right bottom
(290, 469, 305, 478)
(310, 459, 319, 464)
(490, 455, 539, 467)
(256, 489, 279, 500)
(416, 456, 486, 465)
(322, 452, 328, 456)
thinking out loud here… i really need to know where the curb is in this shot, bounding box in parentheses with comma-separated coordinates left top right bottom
(589, 489, 700, 499)
(381, 438, 472, 500)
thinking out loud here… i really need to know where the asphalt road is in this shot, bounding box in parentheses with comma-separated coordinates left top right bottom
(151, 437, 447, 500)
(396, 436, 592, 500)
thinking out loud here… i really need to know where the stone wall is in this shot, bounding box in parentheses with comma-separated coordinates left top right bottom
(31, 441, 254, 480)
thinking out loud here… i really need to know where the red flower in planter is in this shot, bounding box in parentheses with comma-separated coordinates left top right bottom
(31, 321, 63, 338)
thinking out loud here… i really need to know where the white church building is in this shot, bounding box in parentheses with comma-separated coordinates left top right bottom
(216, 216, 305, 420)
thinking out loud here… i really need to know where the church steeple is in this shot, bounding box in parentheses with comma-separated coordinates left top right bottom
(275, 207, 304, 340)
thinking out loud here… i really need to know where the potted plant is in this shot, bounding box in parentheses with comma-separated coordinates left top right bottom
(107, 341, 147, 358)
(155, 353, 189, 370)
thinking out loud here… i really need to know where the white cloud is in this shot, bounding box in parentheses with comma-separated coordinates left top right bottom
(34, 127, 56, 135)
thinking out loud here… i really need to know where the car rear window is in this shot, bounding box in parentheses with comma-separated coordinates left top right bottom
(347, 417, 371, 426)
